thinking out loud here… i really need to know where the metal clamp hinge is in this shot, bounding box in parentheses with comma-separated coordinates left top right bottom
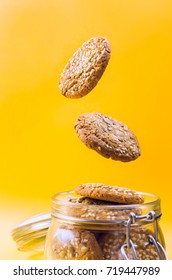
(120, 211, 168, 260)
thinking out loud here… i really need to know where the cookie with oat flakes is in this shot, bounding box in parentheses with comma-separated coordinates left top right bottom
(74, 112, 140, 162)
(68, 196, 118, 205)
(118, 227, 161, 260)
(67, 194, 142, 221)
(99, 228, 160, 260)
(98, 231, 126, 260)
(50, 228, 103, 260)
(59, 37, 111, 98)
(75, 183, 144, 204)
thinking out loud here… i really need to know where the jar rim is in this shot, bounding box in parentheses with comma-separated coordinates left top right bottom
(52, 190, 160, 209)
(51, 190, 161, 225)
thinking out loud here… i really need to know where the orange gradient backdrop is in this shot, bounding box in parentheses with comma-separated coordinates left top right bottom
(0, 0, 172, 259)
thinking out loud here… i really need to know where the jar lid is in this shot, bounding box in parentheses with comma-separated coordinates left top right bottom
(12, 213, 51, 252)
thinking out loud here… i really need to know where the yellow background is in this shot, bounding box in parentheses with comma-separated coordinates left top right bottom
(0, 0, 172, 259)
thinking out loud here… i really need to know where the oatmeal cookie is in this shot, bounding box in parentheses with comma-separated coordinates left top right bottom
(59, 37, 111, 98)
(75, 183, 144, 204)
(50, 228, 103, 260)
(99, 228, 160, 260)
(67, 193, 142, 220)
(74, 112, 140, 162)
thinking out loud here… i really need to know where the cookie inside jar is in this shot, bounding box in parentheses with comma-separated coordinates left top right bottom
(44, 189, 167, 260)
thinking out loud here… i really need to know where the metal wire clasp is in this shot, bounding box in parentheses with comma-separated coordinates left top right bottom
(120, 211, 168, 260)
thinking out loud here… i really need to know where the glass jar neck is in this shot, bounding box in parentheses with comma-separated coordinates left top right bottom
(51, 190, 162, 227)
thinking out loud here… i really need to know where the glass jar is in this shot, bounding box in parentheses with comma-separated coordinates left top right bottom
(44, 191, 168, 260)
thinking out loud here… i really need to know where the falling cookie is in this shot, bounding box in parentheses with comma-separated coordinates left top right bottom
(74, 112, 140, 162)
(75, 183, 144, 204)
(59, 37, 111, 98)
